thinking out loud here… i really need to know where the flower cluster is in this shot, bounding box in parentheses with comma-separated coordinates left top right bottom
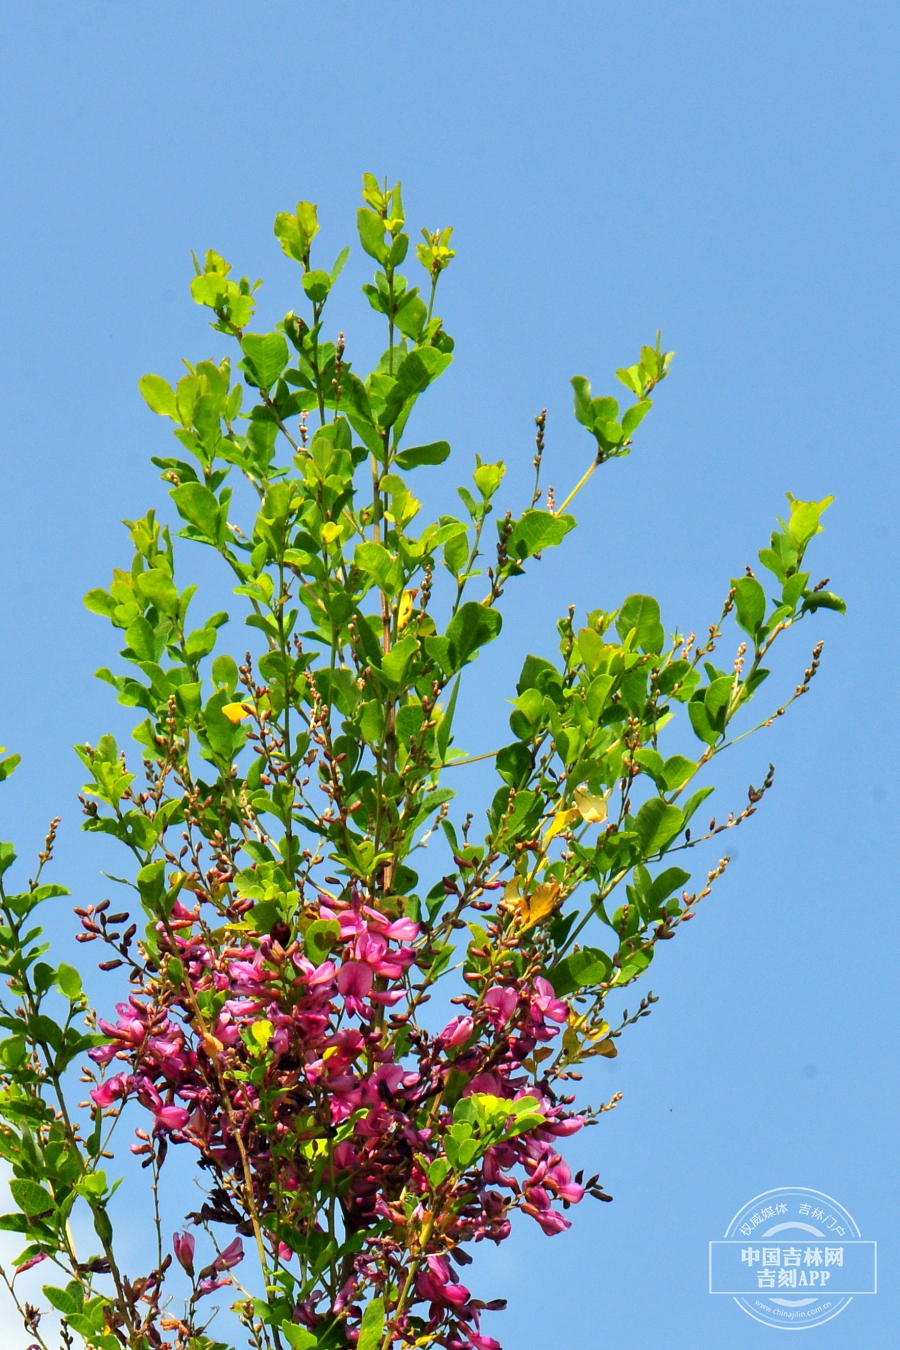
(86, 886, 590, 1347)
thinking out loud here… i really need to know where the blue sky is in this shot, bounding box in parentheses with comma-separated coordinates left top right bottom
(0, 3, 897, 1346)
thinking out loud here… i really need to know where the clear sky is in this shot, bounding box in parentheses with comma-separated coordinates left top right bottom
(0, 3, 897, 1347)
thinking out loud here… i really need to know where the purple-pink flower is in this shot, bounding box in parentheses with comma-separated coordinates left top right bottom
(173, 1230, 195, 1275)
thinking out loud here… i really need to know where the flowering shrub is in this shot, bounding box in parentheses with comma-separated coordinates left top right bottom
(0, 176, 843, 1350)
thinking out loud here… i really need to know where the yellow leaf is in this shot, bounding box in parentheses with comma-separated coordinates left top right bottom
(251, 1019, 273, 1048)
(397, 590, 416, 630)
(562, 1027, 581, 1057)
(595, 1038, 618, 1058)
(523, 881, 560, 930)
(321, 521, 341, 544)
(221, 702, 251, 723)
(574, 786, 610, 824)
(504, 878, 560, 929)
(544, 807, 581, 843)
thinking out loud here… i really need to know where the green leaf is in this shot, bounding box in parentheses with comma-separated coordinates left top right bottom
(93, 1205, 113, 1246)
(136, 568, 180, 617)
(615, 945, 653, 984)
(514, 659, 557, 702)
(621, 400, 651, 436)
(442, 529, 469, 576)
(633, 747, 665, 785)
(646, 867, 690, 914)
(0, 753, 21, 782)
(394, 440, 451, 470)
(0, 1213, 31, 1233)
(704, 675, 734, 720)
(616, 595, 664, 653)
(357, 1297, 385, 1350)
(616, 365, 642, 395)
(732, 576, 766, 636)
(359, 700, 386, 746)
(302, 269, 332, 304)
(758, 546, 787, 583)
(801, 590, 846, 615)
(274, 204, 319, 262)
(662, 755, 696, 791)
(304, 919, 340, 965)
(395, 290, 428, 339)
(357, 208, 389, 264)
(202, 689, 246, 764)
(380, 347, 452, 428)
(30, 1008, 64, 1047)
(330, 245, 350, 284)
(380, 635, 418, 687)
(473, 462, 504, 500)
(83, 589, 119, 620)
(591, 395, 619, 424)
(171, 481, 222, 541)
(445, 602, 502, 668)
(785, 494, 833, 550)
(354, 541, 401, 596)
(191, 273, 229, 307)
(123, 616, 161, 664)
(43, 1282, 84, 1317)
(496, 741, 531, 787)
(571, 375, 593, 427)
(687, 697, 718, 745)
(139, 373, 177, 418)
(9, 1180, 54, 1217)
(136, 859, 167, 913)
(548, 946, 611, 996)
(634, 797, 683, 854)
(507, 510, 575, 561)
(280, 1324, 317, 1350)
(56, 964, 83, 1000)
(212, 654, 239, 693)
(680, 784, 714, 825)
(241, 332, 289, 390)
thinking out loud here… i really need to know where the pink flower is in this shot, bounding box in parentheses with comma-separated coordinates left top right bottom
(530, 977, 568, 1024)
(368, 988, 407, 1006)
(439, 1016, 474, 1048)
(332, 1275, 357, 1314)
(173, 1231, 195, 1275)
(466, 1072, 507, 1098)
(333, 1140, 359, 1170)
(416, 1254, 471, 1311)
(90, 1072, 132, 1109)
(483, 986, 518, 1025)
(154, 1104, 190, 1132)
(541, 1115, 584, 1138)
(337, 960, 374, 1015)
(214, 1236, 244, 1271)
(197, 1276, 232, 1297)
(305, 960, 337, 990)
(14, 1251, 47, 1275)
(546, 1159, 584, 1204)
(355, 930, 387, 967)
(530, 1207, 571, 1235)
(382, 916, 419, 942)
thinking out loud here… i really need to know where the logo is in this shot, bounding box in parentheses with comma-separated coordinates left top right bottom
(709, 1187, 876, 1329)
